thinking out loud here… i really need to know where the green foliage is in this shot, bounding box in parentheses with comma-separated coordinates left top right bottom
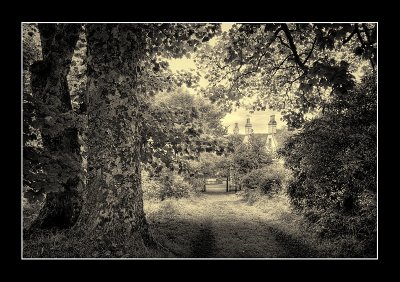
(23, 24, 85, 203)
(23, 24, 42, 70)
(67, 26, 88, 115)
(196, 23, 376, 128)
(144, 149, 230, 197)
(185, 152, 228, 177)
(279, 73, 376, 255)
(167, 174, 194, 199)
(141, 88, 230, 173)
(141, 170, 163, 200)
(142, 169, 195, 201)
(227, 134, 244, 148)
(232, 135, 273, 175)
(23, 228, 165, 258)
(23, 24, 44, 202)
(186, 177, 206, 192)
(241, 162, 289, 194)
(23, 196, 44, 229)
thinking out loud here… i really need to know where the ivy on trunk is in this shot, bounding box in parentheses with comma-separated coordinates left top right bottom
(78, 24, 153, 245)
(28, 24, 83, 232)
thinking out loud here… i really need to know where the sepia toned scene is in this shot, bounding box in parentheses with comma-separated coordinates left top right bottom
(22, 23, 377, 258)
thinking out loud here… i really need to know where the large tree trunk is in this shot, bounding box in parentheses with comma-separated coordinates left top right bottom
(78, 24, 153, 245)
(28, 24, 83, 232)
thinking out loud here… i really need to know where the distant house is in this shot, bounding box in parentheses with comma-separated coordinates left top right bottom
(224, 115, 294, 192)
(225, 115, 284, 192)
(232, 115, 281, 153)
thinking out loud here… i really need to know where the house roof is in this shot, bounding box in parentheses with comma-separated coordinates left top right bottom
(231, 128, 288, 148)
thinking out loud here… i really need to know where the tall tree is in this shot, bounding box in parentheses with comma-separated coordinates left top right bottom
(79, 23, 220, 244)
(80, 24, 151, 242)
(27, 24, 83, 231)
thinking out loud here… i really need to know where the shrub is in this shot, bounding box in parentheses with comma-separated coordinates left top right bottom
(279, 73, 377, 256)
(237, 187, 265, 205)
(187, 177, 205, 192)
(241, 162, 289, 194)
(142, 170, 194, 200)
(141, 170, 164, 200)
(170, 174, 194, 198)
(23, 195, 44, 229)
(232, 135, 273, 175)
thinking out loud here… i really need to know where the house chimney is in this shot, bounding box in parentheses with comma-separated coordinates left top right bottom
(233, 123, 239, 134)
(268, 115, 277, 134)
(245, 117, 252, 135)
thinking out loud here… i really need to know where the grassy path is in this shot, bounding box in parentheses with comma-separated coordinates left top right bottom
(145, 185, 324, 258)
(190, 221, 216, 257)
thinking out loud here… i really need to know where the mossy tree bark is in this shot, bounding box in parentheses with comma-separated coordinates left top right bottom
(79, 24, 153, 245)
(28, 24, 83, 231)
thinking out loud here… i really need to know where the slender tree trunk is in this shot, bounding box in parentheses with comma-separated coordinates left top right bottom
(28, 24, 83, 232)
(78, 24, 153, 245)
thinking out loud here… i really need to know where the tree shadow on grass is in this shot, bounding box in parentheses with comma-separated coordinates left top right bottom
(190, 222, 217, 258)
(265, 225, 320, 258)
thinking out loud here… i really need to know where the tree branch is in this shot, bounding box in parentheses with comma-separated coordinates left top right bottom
(343, 26, 357, 45)
(303, 36, 317, 65)
(270, 55, 291, 77)
(281, 24, 307, 72)
(288, 73, 303, 85)
(355, 24, 367, 46)
(355, 24, 376, 70)
(361, 23, 373, 44)
(224, 26, 284, 97)
(276, 35, 291, 49)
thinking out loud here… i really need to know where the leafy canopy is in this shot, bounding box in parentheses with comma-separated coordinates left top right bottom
(195, 23, 376, 128)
